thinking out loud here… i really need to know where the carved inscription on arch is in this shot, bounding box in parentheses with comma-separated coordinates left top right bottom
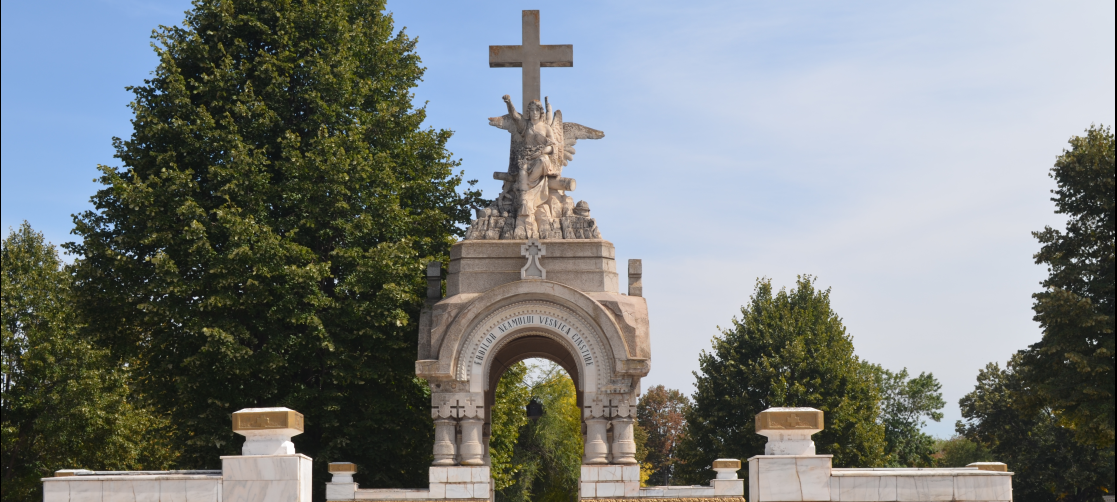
(473, 314, 594, 367)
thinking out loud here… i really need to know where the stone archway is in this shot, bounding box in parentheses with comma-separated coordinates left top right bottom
(416, 239, 650, 470)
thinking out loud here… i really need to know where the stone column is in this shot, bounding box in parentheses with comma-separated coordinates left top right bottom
(583, 417, 609, 464)
(458, 418, 485, 466)
(432, 418, 457, 466)
(609, 417, 637, 464)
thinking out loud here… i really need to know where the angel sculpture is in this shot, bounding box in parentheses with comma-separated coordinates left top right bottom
(469, 94, 604, 240)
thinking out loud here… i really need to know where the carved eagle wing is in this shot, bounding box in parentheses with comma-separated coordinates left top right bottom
(551, 110, 604, 168)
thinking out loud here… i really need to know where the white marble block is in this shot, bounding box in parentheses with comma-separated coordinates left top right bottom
(748, 455, 833, 502)
(222, 454, 312, 502)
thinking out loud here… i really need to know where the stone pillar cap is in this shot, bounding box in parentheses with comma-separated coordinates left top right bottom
(755, 407, 823, 433)
(55, 469, 93, 477)
(712, 459, 741, 469)
(232, 407, 304, 436)
(329, 462, 358, 473)
(967, 462, 1007, 472)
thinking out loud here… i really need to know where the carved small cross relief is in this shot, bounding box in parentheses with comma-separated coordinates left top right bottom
(603, 399, 621, 418)
(521, 238, 547, 279)
(450, 400, 467, 418)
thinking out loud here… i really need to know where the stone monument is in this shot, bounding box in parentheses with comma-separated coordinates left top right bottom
(418, 8, 648, 471)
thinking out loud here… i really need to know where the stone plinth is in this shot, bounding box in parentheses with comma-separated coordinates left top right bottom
(446, 239, 618, 296)
(748, 455, 833, 502)
(222, 454, 312, 502)
(223, 407, 312, 501)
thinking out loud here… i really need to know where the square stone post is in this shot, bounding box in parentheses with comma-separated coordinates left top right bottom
(222, 407, 313, 502)
(747, 407, 831, 502)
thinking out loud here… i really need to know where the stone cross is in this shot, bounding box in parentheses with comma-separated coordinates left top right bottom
(521, 238, 547, 279)
(603, 399, 620, 418)
(489, 10, 573, 112)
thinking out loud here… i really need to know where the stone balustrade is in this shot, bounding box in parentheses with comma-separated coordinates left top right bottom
(42, 407, 311, 502)
(748, 407, 1014, 502)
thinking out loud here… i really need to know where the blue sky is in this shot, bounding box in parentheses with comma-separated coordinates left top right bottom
(2, 0, 1114, 438)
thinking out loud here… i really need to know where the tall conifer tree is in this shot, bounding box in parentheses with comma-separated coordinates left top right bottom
(678, 277, 885, 484)
(66, 0, 482, 490)
(1020, 125, 1114, 448)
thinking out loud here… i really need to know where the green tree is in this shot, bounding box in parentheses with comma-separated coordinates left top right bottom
(2, 223, 175, 502)
(64, 0, 483, 491)
(864, 364, 945, 467)
(637, 385, 690, 486)
(490, 362, 530, 491)
(678, 276, 885, 486)
(957, 355, 1113, 502)
(932, 436, 991, 468)
(496, 361, 583, 502)
(1019, 124, 1115, 448)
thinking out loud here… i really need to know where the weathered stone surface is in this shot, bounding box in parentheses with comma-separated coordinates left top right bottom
(446, 239, 618, 296)
(463, 91, 605, 241)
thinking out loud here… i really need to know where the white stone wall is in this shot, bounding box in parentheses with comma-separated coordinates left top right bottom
(326, 466, 491, 501)
(747, 456, 1014, 502)
(829, 468, 1012, 502)
(42, 473, 222, 502)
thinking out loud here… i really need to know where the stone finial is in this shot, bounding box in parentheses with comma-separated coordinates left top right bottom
(329, 462, 358, 483)
(232, 407, 304, 456)
(521, 239, 547, 279)
(426, 261, 442, 300)
(755, 407, 823, 456)
(712, 458, 741, 479)
(628, 259, 642, 297)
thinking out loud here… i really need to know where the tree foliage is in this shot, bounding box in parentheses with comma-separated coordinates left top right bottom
(64, 0, 483, 490)
(957, 355, 1113, 502)
(864, 364, 945, 467)
(678, 276, 885, 485)
(932, 436, 992, 468)
(490, 362, 530, 491)
(494, 361, 583, 502)
(1019, 124, 1115, 448)
(2, 223, 175, 502)
(637, 385, 690, 486)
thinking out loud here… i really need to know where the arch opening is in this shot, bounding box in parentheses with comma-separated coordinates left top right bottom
(489, 357, 583, 502)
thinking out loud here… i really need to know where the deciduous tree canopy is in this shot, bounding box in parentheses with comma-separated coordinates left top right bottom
(64, 0, 483, 491)
(958, 355, 1113, 502)
(864, 364, 945, 467)
(2, 223, 174, 502)
(637, 385, 690, 486)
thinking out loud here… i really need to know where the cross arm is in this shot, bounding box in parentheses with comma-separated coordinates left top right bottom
(489, 45, 524, 67)
(489, 44, 574, 67)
